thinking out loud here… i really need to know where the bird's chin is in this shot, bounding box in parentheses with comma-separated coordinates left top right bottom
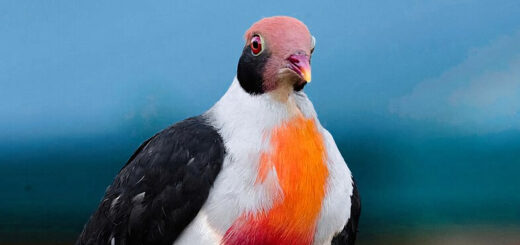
(269, 68, 307, 102)
(277, 68, 307, 89)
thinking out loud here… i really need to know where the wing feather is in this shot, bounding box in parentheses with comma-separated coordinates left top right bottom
(76, 116, 225, 245)
(331, 180, 361, 245)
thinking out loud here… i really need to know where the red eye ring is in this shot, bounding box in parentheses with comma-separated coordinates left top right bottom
(250, 35, 263, 56)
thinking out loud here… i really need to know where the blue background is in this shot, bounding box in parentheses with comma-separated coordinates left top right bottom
(1, 1, 520, 244)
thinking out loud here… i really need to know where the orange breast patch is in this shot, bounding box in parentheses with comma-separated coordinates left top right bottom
(223, 115, 329, 245)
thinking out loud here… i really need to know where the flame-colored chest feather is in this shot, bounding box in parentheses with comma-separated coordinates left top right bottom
(223, 116, 329, 245)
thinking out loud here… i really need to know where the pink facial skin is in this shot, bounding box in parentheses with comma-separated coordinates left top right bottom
(244, 16, 313, 91)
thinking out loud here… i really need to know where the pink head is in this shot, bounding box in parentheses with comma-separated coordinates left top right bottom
(237, 16, 315, 95)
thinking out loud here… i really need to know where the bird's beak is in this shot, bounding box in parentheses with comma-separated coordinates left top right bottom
(288, 54, 312, 83)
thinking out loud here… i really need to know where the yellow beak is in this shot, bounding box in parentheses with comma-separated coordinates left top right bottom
(288, 54, 312, 83)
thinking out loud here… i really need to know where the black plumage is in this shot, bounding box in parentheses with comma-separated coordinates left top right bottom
(237, 45, 271, 94)
(76, 116, 225, 245)
(331, 181, 361, 245)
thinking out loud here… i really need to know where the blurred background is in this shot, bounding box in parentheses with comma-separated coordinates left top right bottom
(1, 1, 520, 244)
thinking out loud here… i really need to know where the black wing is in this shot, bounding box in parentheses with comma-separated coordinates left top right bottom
(331, 180, 361, 245)
(76, 116, 225, 245)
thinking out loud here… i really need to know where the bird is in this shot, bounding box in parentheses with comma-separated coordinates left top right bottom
(76, 16, 360, 245)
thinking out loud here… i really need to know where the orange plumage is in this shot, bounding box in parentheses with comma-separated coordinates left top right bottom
(224, 115, 328, 245)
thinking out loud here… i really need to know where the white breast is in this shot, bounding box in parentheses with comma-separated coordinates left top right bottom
(175, 78, 354, 245)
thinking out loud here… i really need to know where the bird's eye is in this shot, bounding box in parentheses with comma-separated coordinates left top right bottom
(250, 35, 263, 56)
(310, 36, 316, 54)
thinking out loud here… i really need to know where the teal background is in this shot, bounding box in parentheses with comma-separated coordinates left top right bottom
(1, 1, 520, 244)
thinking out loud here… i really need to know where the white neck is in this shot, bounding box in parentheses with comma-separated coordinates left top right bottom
(206, 77, 318, 133)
